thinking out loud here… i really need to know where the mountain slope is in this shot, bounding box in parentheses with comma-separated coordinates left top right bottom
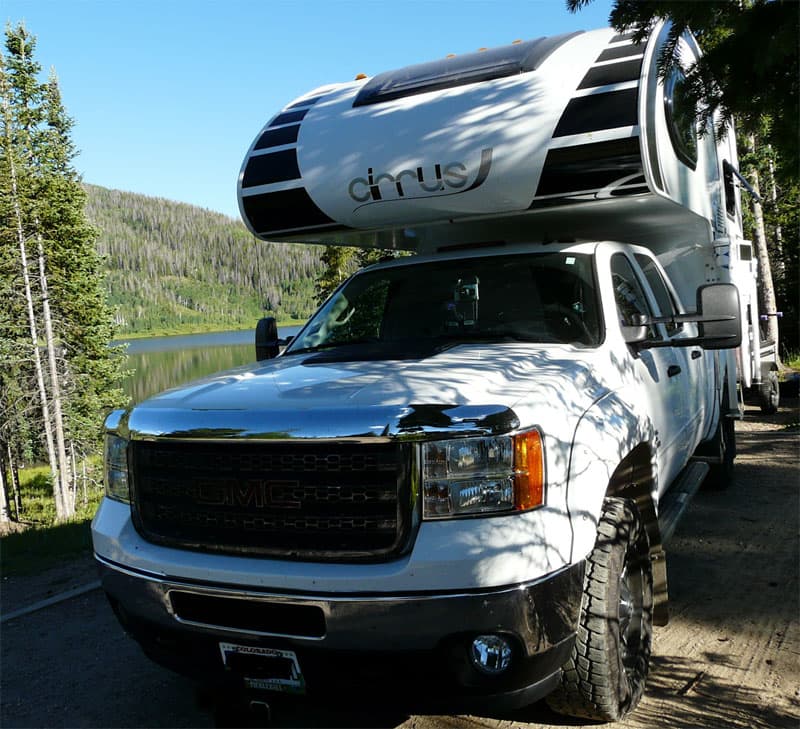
(84, 184, 324, 335)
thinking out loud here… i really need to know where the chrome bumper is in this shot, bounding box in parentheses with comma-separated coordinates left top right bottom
(97, 554, 583, 709)
(97, 554, 581, 653)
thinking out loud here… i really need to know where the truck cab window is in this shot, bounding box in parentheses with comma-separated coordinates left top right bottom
(634, 254, 683, 335)
(289, 252, 602, 355)
(610, 254, 657, 337)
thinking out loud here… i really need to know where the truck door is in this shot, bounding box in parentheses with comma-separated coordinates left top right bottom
(610, 253, 692, 493)
(634, 253, 709, 451)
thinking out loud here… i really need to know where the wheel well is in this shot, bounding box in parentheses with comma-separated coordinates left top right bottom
(606, 442, 669, 625)
(606, 443, 659, 549)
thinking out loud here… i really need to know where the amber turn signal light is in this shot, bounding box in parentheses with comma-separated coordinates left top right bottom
(513, 430, 544, 510)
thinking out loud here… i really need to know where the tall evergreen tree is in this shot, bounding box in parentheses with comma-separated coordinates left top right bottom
(1, 22, 127, 520)
(36, 67, 127, 476)
(1, 44, 64, 516)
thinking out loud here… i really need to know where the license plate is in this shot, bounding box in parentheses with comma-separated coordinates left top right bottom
(219, 642, 306, 695)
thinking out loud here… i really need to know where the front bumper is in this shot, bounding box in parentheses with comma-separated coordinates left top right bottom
(97, 555, 583, 711)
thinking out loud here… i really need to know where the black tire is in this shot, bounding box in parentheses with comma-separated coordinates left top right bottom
(703, 415, 736, 490)
(758, 370, 780, 415)
(547, 498, 653, 722)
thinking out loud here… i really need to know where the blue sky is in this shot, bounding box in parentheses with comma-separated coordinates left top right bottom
(4, 0, 615, 219)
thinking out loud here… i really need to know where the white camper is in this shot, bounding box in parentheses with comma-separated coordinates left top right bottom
(237, 23, 775, 410)
(94, 22, 773, 722)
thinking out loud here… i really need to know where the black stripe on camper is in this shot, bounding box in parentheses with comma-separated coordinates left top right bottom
(254, 124, 301, 151)
(242, 188, 335, 235)
(241, 149, 301, 188)
(269, 109, 309, 127)
(534, 137, 642, 197)
(596, 43, 645, 62)
(577, 58, 643, 89)
(552, 87, 639, 137)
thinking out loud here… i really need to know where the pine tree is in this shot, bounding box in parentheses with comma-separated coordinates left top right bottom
(36, 68, 127, 483)
(314, 245, 358, 304)
(1, 42, 64, 516)
(1, 23, 127, 520)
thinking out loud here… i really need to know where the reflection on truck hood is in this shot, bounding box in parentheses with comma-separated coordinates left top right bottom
(127, 343, 610, 440)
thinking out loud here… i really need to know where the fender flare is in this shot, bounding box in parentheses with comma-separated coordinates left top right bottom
(565, 390, 658, 565)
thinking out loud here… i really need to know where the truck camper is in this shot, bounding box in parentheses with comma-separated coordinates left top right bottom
(94, 22, 777, 722)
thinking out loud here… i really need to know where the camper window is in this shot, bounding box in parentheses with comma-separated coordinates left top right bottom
(723, 161, 737, 218)
(353, 33, 581, 107)
(664, 68, 698, 170)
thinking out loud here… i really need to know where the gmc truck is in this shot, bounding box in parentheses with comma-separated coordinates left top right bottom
(93, 23, 774, 722)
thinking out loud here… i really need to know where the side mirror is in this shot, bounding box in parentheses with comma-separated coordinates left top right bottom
(255, 317, 279, 361)
(696, 284, 741, 350)
(622, 314, 650, 345)
(635, 284, 742, 351)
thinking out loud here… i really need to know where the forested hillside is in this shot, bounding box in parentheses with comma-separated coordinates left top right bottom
(84, 184, 324, 335)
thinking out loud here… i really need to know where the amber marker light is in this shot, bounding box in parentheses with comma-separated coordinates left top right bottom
(513, 430, 544, 510)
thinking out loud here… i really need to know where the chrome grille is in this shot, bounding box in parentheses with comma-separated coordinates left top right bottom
(130, 440, 411, 561)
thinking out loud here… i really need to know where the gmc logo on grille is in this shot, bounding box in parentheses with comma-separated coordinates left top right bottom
(194, 480, 301, 509)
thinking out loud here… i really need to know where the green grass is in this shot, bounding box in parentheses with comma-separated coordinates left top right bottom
(0, 464, 104, 576)
(1, 519, 94, 576)
(115, 318, 307, 340)
(783, 350, 800, 373)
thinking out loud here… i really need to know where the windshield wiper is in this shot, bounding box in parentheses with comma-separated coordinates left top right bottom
(437, 330, 539, 343)
(285, 338, 379, 356)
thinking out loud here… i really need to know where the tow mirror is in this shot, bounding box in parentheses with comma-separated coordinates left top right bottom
(635, 284, 741, 351)
(255, 317, 280, 361)
(695, 283, 741, 350)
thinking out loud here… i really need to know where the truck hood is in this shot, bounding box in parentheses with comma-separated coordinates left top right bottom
(125, 343, 610, 440)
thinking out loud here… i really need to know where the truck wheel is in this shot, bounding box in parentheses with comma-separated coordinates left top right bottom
(704, 415, 736, 490)
(546, 498, 653, 722)
(757, 370, 780, 415)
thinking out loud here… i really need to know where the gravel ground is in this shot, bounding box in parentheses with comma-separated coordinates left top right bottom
(1, 398, 797, 728)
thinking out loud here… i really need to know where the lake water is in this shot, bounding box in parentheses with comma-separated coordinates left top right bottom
(118, 326, 302, 404)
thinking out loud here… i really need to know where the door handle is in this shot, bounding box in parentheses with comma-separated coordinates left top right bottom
(691, 350, 702, 360)
(667, 365, 682, 378)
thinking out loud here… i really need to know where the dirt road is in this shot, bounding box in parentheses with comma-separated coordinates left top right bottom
(1, 401, 798, 728)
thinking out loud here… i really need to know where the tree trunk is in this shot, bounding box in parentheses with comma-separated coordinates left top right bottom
(36, 231, 74, 517)
(766, 147, 785, 280)
(8, 443, 22, 517)
(0, 446, 11, 523)
(745, 135, 781, 359)
(2, 93, 66, 520)
(14, 208, 65, 519)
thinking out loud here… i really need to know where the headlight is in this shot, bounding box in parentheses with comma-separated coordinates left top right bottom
(104, 433, 130, 503)
(422, 430, 544, 519)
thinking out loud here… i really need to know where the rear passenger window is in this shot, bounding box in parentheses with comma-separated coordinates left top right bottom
(634, 254, 683, 335)
(610, 254, 657, 338)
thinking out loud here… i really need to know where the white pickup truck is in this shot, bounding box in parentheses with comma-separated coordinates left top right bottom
(93, 23, 770, 722)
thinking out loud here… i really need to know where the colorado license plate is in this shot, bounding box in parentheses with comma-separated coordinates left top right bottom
(219, 642, 306, 694)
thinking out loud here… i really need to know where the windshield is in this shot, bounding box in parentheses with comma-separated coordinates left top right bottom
(287, 251, 601, 358)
